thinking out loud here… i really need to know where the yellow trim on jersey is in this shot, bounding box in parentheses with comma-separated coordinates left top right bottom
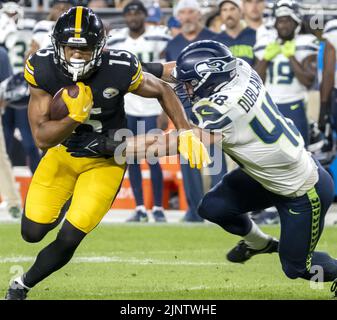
(128, 63, 143, 92)
(26, 59, 34, 71)
(74, 6, 83, 38)
(24, 66, 37, 86)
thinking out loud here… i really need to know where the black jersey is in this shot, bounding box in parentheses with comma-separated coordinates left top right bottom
(24, 48, 143, 134)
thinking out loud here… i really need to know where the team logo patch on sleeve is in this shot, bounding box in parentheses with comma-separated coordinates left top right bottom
(103, 87, 119, 99)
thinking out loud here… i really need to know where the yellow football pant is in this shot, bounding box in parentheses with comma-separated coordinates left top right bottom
(25, 145, 126, 233)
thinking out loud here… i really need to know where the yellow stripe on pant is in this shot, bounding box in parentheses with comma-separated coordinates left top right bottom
(25, 144, 126, 233)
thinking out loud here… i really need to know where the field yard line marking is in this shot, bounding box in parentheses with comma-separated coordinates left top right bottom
(0, 256, 228, 266)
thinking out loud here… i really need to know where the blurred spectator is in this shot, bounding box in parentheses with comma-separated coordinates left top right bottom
(146, 2, 162, 26)
(167, 16, 181, 37)
(88, 0, 108, 8)
(242, 0, 265, 30)
(107, 0, 171, 222)
(0, 46, 22, 218)
(214, 0, 256, 66)
(205, 10, 223, 33)
(166, 0, 227, 222)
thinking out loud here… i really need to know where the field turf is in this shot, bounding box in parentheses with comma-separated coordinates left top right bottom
(0, 222, 336, 300)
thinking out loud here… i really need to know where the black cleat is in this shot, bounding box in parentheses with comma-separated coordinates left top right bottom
(5, 280, 29, 300)
(227, 238, 279, 263)
(331, 279, 337, 298)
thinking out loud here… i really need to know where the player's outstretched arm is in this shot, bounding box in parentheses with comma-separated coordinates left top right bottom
(131, 72, 211, 169)
(28, 86, 82, 150)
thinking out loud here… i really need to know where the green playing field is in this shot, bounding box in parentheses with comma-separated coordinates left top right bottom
(0, 223, 336, 300)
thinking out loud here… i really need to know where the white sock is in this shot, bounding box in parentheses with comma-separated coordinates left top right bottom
(152, 206, 164, 212)
(243, 221, 271, 250)
(15, 276, 31, 290)
(136, 205, 147, 213)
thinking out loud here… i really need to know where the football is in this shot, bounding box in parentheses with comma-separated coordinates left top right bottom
(49, 85, 79, 120)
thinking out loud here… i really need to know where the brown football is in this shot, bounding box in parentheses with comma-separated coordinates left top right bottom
(49, 85, 79, 120)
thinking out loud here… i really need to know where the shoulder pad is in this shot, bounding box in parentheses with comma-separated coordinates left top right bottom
(324, 19, 337, 34)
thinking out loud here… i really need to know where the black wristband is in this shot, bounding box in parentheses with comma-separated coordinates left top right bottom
(141, 62, 164, 78)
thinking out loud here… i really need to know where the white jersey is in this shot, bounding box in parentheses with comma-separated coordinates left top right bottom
(4, 18, 35, 74)
(191, 59, 318, 197)
(323, 19, 337, 89)
(107, 26, 171, 117)
(31, 20, 55, 50)
(254, 31, 318, 104)
(0, 13, 16, 47)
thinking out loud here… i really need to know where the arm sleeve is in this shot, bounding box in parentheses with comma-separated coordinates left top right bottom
(141, 62, 163, 78)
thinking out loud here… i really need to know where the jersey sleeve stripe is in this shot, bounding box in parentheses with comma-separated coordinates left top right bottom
(128, 73, 143, 92)
(24, 68, 38, 86)
(254, 45, 266, 52)
(324, 26, 337, 34)
(131, 63, 142, 82)
(296, 45, 318, 52)
(144, 36, 171, 42)
(25, 64, 34, 75)
(26, 60, 35, 71)
(106, 38, 127, 46)
(33, 28, 50, 34)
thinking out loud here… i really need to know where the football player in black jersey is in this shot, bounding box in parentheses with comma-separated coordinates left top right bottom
(5, 6, 211, 300)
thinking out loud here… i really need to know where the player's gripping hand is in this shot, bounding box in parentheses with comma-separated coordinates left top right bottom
(282, 40, 296, 58)
(64, 131, 126, 158)
(178, 129, 211, 169)
(263, 42, 281, 61)
(62, 82, 93, 123)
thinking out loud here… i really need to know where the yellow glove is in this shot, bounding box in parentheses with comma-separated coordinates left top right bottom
(282, 40, 296, 58)
(62, 82, 93, 123)
(263, 42, 281, 61)
(178, 129, 212, 169)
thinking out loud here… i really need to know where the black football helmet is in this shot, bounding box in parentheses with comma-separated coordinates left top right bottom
(51, 6, 106, 81)
(0, 72, 29, 109)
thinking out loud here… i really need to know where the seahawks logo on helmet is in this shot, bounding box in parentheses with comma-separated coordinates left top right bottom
(195, 58, 237, 79)
(195, 59, 228, 76)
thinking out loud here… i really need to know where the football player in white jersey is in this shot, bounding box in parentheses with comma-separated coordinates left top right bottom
(107, 0, 171, 222)
(66, 40, 337, 294)
(254, 0, 318, 146)
(319, 19, 337, 140)
(28, 0, 73, 55)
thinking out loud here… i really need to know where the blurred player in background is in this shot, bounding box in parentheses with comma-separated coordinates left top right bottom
(319, 18, 337, 149)
(254, 0, 318, 146)
(5, 7, 210, 300)
(0, 46, 22, 218)
(27, 0, 74, 55)
(0, 0, 41, 174)
(107, 0, 171, 222)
